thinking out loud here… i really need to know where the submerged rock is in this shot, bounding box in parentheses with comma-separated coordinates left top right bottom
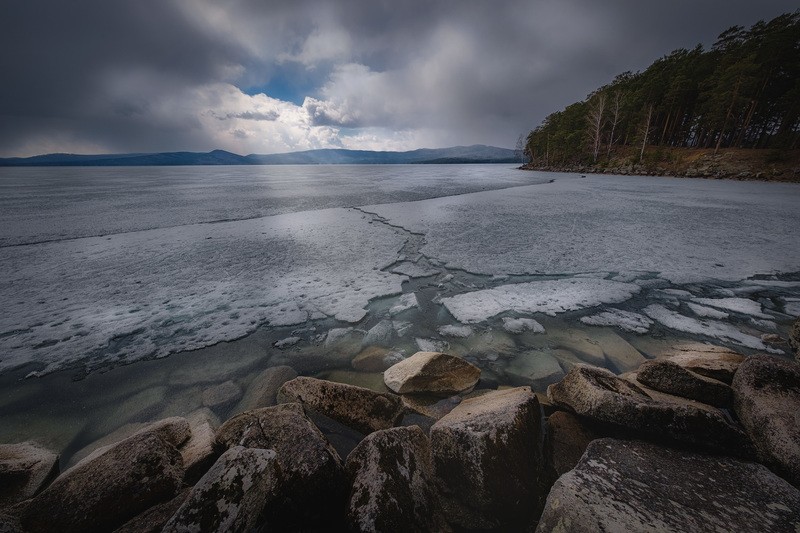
(591, 329, 646, 373)
(732, 354, 800, 488)
(21, 432, 183, 533)
(351, 346, 403, 372)
(346, 426, 445, 532)
(202, 380, 242, 411)
(505, 350, 565, 390)
(232, 365, 297, 414)
(663, 343, 745, 383)
(547, 365, 752, 455)
(0, 442, 59, 508)
(383, 352, 480, 396)
(278, 376, 404, 434)
(430, 387, 542, 530)
(637, 358, 732, 407)
(536, 438, 800, 532)
(162, 447, 280, 533)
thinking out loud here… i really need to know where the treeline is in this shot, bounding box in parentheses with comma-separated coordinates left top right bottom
(525, 12, 800, 166)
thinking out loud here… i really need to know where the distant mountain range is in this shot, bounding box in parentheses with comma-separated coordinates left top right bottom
(0, 145, 518, 166)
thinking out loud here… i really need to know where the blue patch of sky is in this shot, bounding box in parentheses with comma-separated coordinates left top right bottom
(241, 63, 325, 106)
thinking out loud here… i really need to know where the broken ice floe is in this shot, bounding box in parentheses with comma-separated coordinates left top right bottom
(502, 317, 545, 334)
(441, 278, 641, 324)
(643, 304, 776, 351)
(686, 303, 729, 320)
(691, 297, 771, 319)
(389, 293, 419, 316)
(579, 309, 653, 334)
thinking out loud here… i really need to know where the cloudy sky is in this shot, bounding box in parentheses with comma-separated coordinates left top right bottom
(1, 0, 794, 157)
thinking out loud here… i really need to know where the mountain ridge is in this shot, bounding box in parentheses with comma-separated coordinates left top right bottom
(0, 145, 517, 167)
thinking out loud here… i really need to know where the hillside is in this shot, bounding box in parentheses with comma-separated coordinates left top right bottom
(0, 145, 517, 167)
(522, 11, 800, 180)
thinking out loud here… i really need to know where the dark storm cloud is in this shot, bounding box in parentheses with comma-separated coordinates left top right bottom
(0, 0, 796, 156)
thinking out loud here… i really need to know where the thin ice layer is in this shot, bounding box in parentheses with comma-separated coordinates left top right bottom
(442, 278, 641, 324)
(580, 308, 653, 334)
(0, 208, 406, 375)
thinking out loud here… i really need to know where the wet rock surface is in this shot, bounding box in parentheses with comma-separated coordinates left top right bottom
(732, 354, 800, 488)
(0, 442, 59, 508)
(383, 351, 480, 395)
(663, 343, 745, 383)
(20, 432, 183, 533)
(216, 403, 345, 525)
(278, 376, 404, 434)
(548, 365, 752, 455)
(536, 438, 800, 533)
(346, 426, 445, 532)
(430, 387, 542, 530)
(162, 446, 280, 533)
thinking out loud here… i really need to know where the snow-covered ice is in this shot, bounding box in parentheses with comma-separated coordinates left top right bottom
(579, 309, 653, 334)
(502, 317, 545, 334)
(389, 293, 419, 316)
(442, 278, 641, 323)
(686, 302, 729, 320)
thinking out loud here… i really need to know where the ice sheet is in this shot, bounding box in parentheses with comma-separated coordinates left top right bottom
(441, 278, 641, 324)
(0, 208, 406, 374)
(367, 175, 800, 283)
(691, 298, 770, 319)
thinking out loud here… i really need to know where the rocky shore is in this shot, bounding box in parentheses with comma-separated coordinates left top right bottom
(2, 323, 800, 532)
(521, 147, 800, 182)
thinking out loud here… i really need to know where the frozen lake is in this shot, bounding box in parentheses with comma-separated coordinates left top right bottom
(1, 164, 799, 460)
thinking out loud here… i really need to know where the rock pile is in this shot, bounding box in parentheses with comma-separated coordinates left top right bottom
(2, 347, 799, 532)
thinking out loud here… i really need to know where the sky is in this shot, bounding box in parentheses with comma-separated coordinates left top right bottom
(0, 0, 795, 157)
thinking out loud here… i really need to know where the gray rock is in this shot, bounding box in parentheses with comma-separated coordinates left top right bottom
(664, 343, 745, 383)
(216, 403, 345, 526)
(163, 447, 280, 533)
(232, 366, 297, 414)
(505, 350, 565, 390)
(383, 351, 481, 396)
(543, 411, 596, 479)
(114, 488, 190, 533)
(536, 438, 800, 533)
(20, 432, 183, 533)
(202, 380, 242, 411)
(637, 358, 732, 407)
(548, 365, 752, 456)
(346, 426, 445, 532)
(278, 376, 404, 434)
(0, 442, 59, 508)
(732, 354, 800, 488)
(431, 387, 542, 530)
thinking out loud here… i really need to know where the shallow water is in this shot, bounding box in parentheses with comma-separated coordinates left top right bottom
(1, 165, 798, 467)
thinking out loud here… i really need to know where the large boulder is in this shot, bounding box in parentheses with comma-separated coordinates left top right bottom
(536, 438, 800, 532)
(637, 358, 732, 407)
(547, 365, 752, 456)
(20, 432, 183, 533)
(278, 377, 404, 434)
(383, 352, 480, 395)
(162, 447, 280, 533)
(216, 403, 345, 525)
(232, 366, 297, 414)
(346, 426, 445, 532)
(430, 387, 542, 530)
(0, 442, 59, 508)
(663, 343, 745, 383)
(732, 354, 800, 488)
(115, 488, 190, 533)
